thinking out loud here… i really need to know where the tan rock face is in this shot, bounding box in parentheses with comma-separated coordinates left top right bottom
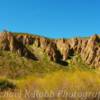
(40, 37, 50, 50)
(16, 34, 34, 45)
(0, 32, 37, 60)
(81, 35, 100, 68)
(56, 39, 70, 61)
(0, 32, 14, 50)
(45, 41, 61, 62)
(0, 31, 99, 68)
(15, 33, 100, 68)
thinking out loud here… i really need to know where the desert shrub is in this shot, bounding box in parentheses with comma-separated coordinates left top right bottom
(0, 79, 16, 91)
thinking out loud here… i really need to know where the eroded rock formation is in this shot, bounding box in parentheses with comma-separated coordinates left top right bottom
(0, 31, 100, 68)
(0, 32, 37, 60)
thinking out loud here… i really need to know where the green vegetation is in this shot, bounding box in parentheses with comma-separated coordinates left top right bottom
(0, 33, 99, 100)
(0, 49, 64, 79)
(0, 45, 93, 80)
(0, 79, 16, 91)
(0, 46, 98, 100)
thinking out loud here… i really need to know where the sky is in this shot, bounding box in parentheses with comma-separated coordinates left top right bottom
(0, 0, 99, 38)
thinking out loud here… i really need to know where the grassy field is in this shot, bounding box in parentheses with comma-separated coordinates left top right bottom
(0, 44, 99, 100)
(0, 69, 100, 100)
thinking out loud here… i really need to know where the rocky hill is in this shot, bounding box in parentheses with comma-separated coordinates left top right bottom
(0, 31, 100, 69)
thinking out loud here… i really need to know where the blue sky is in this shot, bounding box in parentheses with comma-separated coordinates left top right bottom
(0, 0, 99, 38)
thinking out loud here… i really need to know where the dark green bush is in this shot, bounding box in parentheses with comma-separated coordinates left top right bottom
(0, 79, 16, 91)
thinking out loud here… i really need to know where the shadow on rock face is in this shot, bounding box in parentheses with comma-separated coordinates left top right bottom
(17, 41, 38, 61)
(56, 60, 68, 66)
(24, 49, 38, 61)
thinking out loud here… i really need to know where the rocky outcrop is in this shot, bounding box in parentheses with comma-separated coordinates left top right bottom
(0, 32, 37, 60)
(45, 41, 61, 62)
(81, 35, 100, 68)
(15, 33, 100, 68)
(0, 31, 15, 51)
(56, 39, 70, 61)
(0, 31, 99, 68)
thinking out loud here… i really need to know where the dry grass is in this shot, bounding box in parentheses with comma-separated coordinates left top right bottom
(7, 69, 99, 100)
(0, 42, 99, 100)
(0, 69, 100, 100)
